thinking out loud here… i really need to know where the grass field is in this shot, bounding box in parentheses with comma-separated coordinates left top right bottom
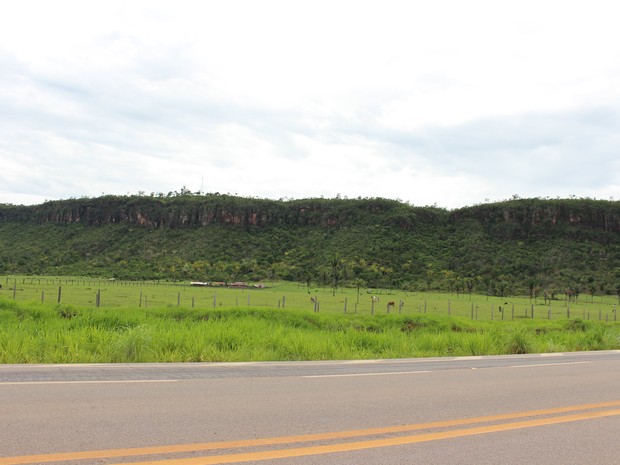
(2, 276, 618, 321)
(1, 276, 619, 363)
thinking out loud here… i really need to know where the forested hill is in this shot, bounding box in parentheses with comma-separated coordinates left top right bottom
(0, 195, 618, 298)
(0, 195, 440, 229)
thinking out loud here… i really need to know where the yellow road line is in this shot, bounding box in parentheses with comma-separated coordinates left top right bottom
(2, 400, 620, 465)
(116, 408, 620, 465)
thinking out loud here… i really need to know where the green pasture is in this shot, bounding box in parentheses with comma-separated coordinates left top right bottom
(1, 276, 619, 363)
(1, 275, 618, 321)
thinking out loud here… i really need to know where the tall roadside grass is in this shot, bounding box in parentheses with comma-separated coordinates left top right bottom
(1, 298, 619, 363)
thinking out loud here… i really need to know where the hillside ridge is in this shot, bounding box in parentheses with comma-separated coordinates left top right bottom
(1, 195, 618, 298)
(2, 195, 618, 231)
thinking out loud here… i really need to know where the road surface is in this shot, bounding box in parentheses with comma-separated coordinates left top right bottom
(2, 351, 620, 464)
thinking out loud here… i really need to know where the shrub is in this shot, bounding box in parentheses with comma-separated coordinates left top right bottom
(505, 326, 535, 354)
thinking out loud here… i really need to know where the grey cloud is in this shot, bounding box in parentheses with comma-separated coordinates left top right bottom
(2, 38, 618, 207)
(346, 107, 620, 188)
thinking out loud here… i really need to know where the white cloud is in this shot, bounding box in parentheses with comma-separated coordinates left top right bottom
(0, 0, 619, 208)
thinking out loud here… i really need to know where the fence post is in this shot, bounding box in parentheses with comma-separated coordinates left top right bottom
(139, 291, 143, 307)
(57, 287, 62, 304)
(344, 297, 347, 314)
(282, 296, 286, 308)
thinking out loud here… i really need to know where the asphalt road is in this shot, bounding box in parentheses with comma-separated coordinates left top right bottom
(2, 351, 620, 464)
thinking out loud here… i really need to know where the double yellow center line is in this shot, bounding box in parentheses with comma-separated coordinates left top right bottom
(3, 400, 620, 465)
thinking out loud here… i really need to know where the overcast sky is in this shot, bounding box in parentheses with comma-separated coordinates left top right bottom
(1, 1, 619, 209)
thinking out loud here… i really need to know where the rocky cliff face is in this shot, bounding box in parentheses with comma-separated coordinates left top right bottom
(450, 199, 620, 235)
(1, 196, 618, 235)
(0, 195, 443, 230)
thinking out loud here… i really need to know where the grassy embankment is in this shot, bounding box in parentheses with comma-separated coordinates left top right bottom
(1, 278, 619, 363)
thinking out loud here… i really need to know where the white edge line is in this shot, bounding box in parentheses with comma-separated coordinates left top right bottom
(0, 380, 178, 386)
(507, 361, 590, 369)
(304, 371, 431, 378)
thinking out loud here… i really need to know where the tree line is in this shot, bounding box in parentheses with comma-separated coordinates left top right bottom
(0, 194, 618, 300)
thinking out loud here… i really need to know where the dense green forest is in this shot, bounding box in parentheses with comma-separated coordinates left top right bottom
(0, 194, 618, 299)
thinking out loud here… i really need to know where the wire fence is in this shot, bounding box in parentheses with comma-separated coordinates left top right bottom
(1, 276, 618, 322)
